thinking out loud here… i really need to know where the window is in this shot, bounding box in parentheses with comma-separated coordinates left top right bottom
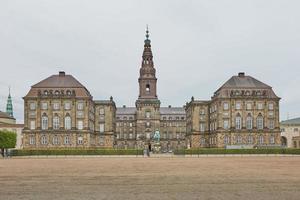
(270, 135, 275, 144)
(52, 136, 59, 145)
(77, 111, 84, 118)
(146, 122, 150, 127)
(77, 102, 84, 110)
(99, 123, 105, 133)
(246, 114, 253, 130)
(146, 111, 150, 119)
(246, 103, 252, 110)
(41, 115, 48, 130)
(223, 102, 229, 110)
(146, 133, 151, 139)
(268, 103, 274, 110)
(29, 102, 36, 110)
(53, 116, 60, 130)
(99, 137, 104, 144)
(247, 135, 253, 144)
(53, 102, 60, 110)
(268, 119, 274, 129)
(268, 112, 274, 117)
(64, 102, 71, 110)
(30, 120, 35, 130)
(257, 103, 263, 110)
(64, 135, 70, 145)
(259, 135, 264, 144)
(224, 136, 230, 144)
(236, 135, 242, 144)
(146, 84, 150, 92)
(200, 138, 205, 145)
(65, 116, 71, 130)
(257, 115, 264, 130)
(77, 120, 83, 130)
(77, 136, 83, 144)
(294, 128, 299, 132)
(223, 120, 229, 130)
(235, 102, 241, 110)
(200, 123, 205, 132)
(41, 102, 48, 110)
(99, 108, 105, 115)
(129, 133, 133, 139)
(41, 135, 47, 145)
(200, 109, 205, 115)
(29, 136, 35, 145)
(235, 115, 242, 130)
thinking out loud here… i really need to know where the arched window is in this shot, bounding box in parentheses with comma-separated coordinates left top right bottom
(41, 135, 47, 145)
(64, 135, 70, 145)
(65, 115, 71, 130)
(53, 115, 60, 130)
(246, 114, 253, 130)
(269, 135, 275, 144)
(257, 114, 264, 130)
(235, 114, 242, 130)
(146, 84, 150, 92)
(259, 135, 264, 144)
(41, 114, 48, 130)
(224, 136, 230, 144)
(52, 135, 59, 145)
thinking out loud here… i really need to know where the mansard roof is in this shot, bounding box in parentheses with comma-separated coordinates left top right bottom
(24, 71, 92, 98)
(116, 107, 136, 115)
(281, 117, 300, 125)
(213, 72, 279, 99)
(160, 107, 186, 115)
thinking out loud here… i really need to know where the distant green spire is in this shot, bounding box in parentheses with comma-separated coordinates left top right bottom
(6, 87, 13, 118)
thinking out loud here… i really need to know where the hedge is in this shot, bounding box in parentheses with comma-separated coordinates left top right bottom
(174, 148, 300, 155)
(11, 149, 143, 156)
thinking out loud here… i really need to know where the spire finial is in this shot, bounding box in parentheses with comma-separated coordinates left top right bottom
(146, 24, 149, 39)
(6, 86, 13, 118)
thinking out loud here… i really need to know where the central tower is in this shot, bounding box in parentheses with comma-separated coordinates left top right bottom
(138, 27, 158, 100)
(135, 27, 161, 144)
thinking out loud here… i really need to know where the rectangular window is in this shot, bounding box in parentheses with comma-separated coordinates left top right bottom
(77, 111, 84, 118)
(246, 103, 252, 110)
(64, 136, 70, 145)
(77, 102, 84, 110)
(99, 123, 105, 133)
(29, 102, 36, 110)
(223, 120, 229, 130)
(41, 102, 48, 110)
(269, 120, 274, 129)
(64, 102, 71, 110)
(257, 103, 264, 110)
(30, 120, 35, 130)
(268, 103, 274, 110)
(146, 111, 150, 119)
(200, 123, 205, 132)
(235, 102, 241, 110)
(77, 120, 83, 130)
(223, 102, 229, 110)
(29, 136, 35, 145)
(53, 102, 60, 110)
(99, 108, 105, 115)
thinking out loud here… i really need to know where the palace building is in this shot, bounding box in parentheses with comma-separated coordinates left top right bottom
(22, 29, 281, 150)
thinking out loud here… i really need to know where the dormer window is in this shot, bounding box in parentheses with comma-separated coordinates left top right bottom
(146, 84, 150, 92)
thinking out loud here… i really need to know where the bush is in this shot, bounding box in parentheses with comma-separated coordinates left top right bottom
(174, 148, 300, 155)
(11, 149, 143, 156)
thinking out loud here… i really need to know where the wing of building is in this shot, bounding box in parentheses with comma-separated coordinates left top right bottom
(280, 117, 300, 148)
(22, 29, 281, 150)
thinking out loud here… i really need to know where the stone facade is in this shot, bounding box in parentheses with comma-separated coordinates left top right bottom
(22, 71, 115, 149)
(280, 117, 300, 148)
(186, 72, 281, 148)
(22, 29, 281, 150)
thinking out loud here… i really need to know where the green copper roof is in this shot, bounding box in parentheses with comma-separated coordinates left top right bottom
(6, 89, 13, 118)
(281, 117, 300, 125)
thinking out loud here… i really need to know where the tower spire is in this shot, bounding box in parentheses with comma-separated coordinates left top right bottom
(144, 25, 151, 46)
(6, 86, 13, 118)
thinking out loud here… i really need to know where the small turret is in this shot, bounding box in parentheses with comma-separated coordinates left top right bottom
(6, 87, 13, 117)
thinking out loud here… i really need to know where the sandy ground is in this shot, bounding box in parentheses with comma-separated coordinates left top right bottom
(0, 156, 300, 200)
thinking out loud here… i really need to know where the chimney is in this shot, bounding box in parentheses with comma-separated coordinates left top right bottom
(238, 72, 245, 77)
(168, 105, 171, 108)
(59, 71, 65, 77)
(123, 105, 126, 108)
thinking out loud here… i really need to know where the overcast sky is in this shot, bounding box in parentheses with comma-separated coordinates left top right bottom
(0, 0, 299, 123)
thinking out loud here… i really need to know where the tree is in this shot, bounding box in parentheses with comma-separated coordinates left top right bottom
(0, 130, 17, 157)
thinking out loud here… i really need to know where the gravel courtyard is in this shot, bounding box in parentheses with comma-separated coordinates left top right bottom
(0, 156, 300, 200)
